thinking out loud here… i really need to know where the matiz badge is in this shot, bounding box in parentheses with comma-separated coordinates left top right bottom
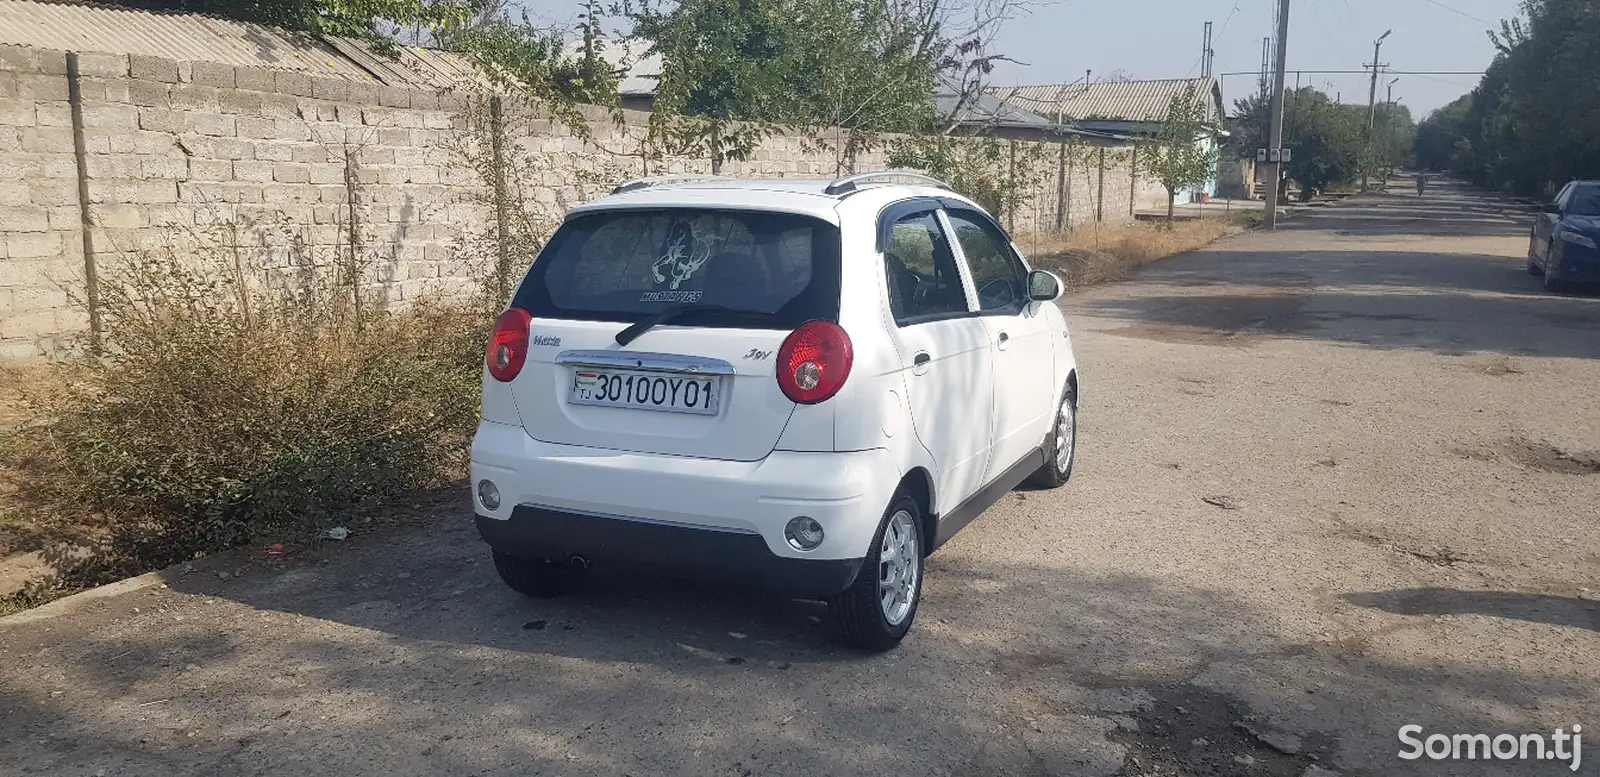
(530, 335, 561, 347)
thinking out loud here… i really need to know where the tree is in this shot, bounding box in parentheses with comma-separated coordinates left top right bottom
(98, 0, 470, 51)
(445, 7, 618, 111)
(629, 0, 1038, 168)
(1372, 101, 1417, 183)
(1228, 86, 1372, 199)
(1413, 94, 1472, 172)
(628, 0, 947, 170)
(1140, 84, 1219, 221)
(1416, 0, 1600, 195)
(1286, 98, 1364, 199)
(886, 135, 1044, 221)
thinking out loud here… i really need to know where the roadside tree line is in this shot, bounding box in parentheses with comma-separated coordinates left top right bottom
(1228, 87, 1416, 199)
(1413, 0, 1600, 197)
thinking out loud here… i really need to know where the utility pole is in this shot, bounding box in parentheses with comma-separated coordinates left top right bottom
(1263, 0, 1291, 229)
(1361, 29, 1392, 191)
(1201, 21, 1215, 78)
(1384, 76, 1399, 184)
(1258, 35, 1272, 181)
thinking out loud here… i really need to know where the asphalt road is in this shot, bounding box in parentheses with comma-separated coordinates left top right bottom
(2, 179, 1597, 777)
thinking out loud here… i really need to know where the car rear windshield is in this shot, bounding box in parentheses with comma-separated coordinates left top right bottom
(513, 208, 842, 327)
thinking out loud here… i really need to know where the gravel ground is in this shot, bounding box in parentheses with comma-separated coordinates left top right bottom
(2, 179, 1596, 777)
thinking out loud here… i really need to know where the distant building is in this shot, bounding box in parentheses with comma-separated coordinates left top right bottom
(562, 38, 660, 113)
(985, 78, 1229, 200)
(987, 78, 1225, 136)
(933, 80, 1135, 146)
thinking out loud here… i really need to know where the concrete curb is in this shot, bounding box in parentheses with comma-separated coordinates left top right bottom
(0, 567, 175, 628)
(0, 542, 256, 629)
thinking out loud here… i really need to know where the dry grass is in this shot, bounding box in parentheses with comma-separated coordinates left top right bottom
(1021, 218, 1241, 291)
(0, 364, 77, 431)
(0, 245, 489, 611)
(0, 364, 98, 555)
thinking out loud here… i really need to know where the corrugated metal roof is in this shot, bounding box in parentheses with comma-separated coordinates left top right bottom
(936, 78, 1055, 128)
(0, 0, 481, 88)
(562, 37, 660, 96)
(988, 78, 1222, 123)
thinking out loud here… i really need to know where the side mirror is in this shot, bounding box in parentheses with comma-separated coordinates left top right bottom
(1542, 203, 1562, 214)
(1027, 270, 1063, 302)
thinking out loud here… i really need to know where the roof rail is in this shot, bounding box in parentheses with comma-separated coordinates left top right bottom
(610, 174, 719, 195)
(823, 170, 952, 196)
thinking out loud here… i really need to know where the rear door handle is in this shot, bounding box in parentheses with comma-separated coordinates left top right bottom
(997, 331, 1010, 350)
(912, 351, 931, 375)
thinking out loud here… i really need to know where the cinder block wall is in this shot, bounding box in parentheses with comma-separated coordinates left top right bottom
(0, 46, 86, 359)
(0, 44, 500, 359)
(0, 42, 1150, 361)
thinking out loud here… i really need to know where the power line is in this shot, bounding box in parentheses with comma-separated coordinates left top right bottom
(1219, 69, 1486, 76)
(1217, 0, 1242, 37)
(1416, 0, 1494, 25)
(1339, 0, 1369, 38)
(1306, 0, 1357, 64)
(1407, 71, 1480, 85)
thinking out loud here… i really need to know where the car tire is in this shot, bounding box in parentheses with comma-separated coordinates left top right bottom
(1027, 384, 1077, 489)
(492, 550, 586, 597)
(1542, 250, 1564, 293)
(829, 492, 924, 652)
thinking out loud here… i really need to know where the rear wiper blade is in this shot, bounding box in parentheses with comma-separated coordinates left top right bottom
(614, 303, 774, 346)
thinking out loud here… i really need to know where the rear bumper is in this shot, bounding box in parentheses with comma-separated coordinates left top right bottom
(470, 420, 900, 566)
(476, 507, 865, 596)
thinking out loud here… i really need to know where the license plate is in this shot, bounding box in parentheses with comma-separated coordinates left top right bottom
(569, 369, 721, 415)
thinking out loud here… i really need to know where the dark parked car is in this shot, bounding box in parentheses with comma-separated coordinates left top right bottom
(1528, 180, 1600, 291)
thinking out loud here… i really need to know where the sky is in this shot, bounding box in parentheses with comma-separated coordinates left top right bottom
(513, 0, 1524, 119)
(988, 0, 1522, 117)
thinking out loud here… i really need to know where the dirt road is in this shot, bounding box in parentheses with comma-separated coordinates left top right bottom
(3, 181, 1596, 777)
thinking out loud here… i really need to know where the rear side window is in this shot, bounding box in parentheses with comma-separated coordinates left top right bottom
(884, 211, 970, 325)
(514, 209, 841, 326)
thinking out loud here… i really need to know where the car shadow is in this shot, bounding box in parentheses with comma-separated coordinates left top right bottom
(1343, 588, 1600, 633)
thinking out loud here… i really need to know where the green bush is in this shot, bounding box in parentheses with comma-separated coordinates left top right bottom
(2, 241, 486, 594)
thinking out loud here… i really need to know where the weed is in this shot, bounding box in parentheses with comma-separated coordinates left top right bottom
(0, 231, 484, 611)
(1024, 219, 1237, 290)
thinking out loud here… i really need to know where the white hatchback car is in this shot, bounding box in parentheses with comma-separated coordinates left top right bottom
(471, 171, 1079, 650)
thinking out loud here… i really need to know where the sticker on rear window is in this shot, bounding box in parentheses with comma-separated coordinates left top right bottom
(652, 221, 723, 290)
(639, 290, 704, 303)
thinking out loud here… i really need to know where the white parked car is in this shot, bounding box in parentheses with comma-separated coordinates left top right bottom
(471, 171, 1079, 650)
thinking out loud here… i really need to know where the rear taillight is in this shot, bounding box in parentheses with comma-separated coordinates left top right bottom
(776, 320, 853, 404)
(485, 308, 532, 382)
